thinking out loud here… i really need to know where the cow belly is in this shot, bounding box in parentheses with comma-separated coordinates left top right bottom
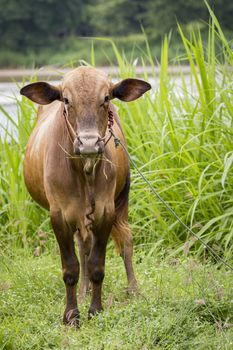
(24, 161, 49, 210)
(24, 142, 49, 210)
(23, 108, 59, 210)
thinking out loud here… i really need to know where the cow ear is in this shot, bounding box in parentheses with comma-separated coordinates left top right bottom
(111, 78, 151, 102)
(20, 82, 61, 105)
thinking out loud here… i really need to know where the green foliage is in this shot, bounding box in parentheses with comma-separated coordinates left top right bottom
(87, 0, 144, 36)
(0, 90, 49, 249)
(0, 0, 89, 51)
(110, 16, 233, 261)
(0, 35, 150, 68)
(1, 0, 233, 67)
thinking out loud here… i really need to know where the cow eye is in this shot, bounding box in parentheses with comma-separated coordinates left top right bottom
(104, 95, 110, 103)
(64, 97, 69, 105)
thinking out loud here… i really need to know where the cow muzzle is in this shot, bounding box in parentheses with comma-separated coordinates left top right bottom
(74, 132, 104, 156)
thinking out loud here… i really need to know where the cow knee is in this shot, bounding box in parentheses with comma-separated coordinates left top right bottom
(63, 265, 79, 286)
(88, 263, 105, 283)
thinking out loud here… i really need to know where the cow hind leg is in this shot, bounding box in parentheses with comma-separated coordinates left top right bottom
(111, 218, 138, 294)
(112, 175, 138, 294)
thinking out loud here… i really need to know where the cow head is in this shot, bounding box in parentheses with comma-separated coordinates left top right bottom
(20, 67, 151, 156)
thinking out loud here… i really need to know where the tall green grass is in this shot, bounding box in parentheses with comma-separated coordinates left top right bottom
(0, 8, 233, 262)
(0, 93, 50, 250)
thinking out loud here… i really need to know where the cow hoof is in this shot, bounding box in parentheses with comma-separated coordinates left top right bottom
(63, 308, 80, 328)
(88, 306, 103, 320)
(127, 281, 139, 296)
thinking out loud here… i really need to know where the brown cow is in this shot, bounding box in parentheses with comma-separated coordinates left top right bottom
(20, 66, 151, 326)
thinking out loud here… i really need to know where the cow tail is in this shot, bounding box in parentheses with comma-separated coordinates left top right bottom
(111, 171, 133, 252)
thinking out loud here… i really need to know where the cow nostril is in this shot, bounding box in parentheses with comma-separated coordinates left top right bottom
(73, 137, 82, 155)
(74, 133, 105, 156)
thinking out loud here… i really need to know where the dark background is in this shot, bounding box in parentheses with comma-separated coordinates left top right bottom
(0, 0, 232, 67)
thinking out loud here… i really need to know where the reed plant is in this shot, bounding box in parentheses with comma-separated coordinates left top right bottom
(0, 90, 50, 250)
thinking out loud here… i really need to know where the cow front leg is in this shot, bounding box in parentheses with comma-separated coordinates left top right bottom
(50, 209, 80, 327)
(87, 230, 110, 318)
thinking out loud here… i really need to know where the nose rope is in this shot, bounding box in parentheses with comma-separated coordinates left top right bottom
(104, 110, 114, 146)
(62, 104, 114, 146)
(63, 104, 77, 143)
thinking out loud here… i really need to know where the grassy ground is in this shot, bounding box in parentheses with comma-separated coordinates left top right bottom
(0, 247, 232, 350)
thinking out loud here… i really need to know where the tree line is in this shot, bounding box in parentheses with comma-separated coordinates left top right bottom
(0, 0, 232, 52)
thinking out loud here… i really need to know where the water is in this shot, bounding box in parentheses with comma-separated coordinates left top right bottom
(0, 81, 58, 138)
(0, 82, 20, 136)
